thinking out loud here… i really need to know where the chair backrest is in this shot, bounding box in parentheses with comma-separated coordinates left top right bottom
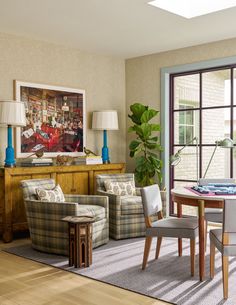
(21, 178, 56, 200)
(223, 199, 236, 234)
(199, 178, 235, 186)
(96, 173, 135, 192)
(141, 184, 162, 217)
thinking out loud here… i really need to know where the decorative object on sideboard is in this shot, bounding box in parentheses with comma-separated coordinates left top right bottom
(84, 147, 98, 156)
(56, 155, 73, 165)
(92, 110, 119, 164)
(0, 100, 26, 167)
(15, 81, 86, 158)
(170, 136, 199, 184)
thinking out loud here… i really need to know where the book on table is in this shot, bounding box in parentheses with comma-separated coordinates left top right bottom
(74, 156, 103, 165)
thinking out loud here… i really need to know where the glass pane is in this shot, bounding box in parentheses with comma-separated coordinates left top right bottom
(202, 69, 231, 107)
(174, 74, 200, 110)
(174, 110, 199, 145)
(173, 146, 199, 181)
(202, 108, 228, 144)
(173, 181, 198, 216)
(202, 146, 230, 179)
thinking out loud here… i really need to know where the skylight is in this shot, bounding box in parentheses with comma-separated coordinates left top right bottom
(148, 0, 236, 19)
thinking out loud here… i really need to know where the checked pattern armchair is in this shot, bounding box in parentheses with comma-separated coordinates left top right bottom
(96, 173, 158, 240)
(21, 179, 109, 255)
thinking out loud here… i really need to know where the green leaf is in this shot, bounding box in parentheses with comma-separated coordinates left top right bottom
(129, 140, 141, 151)
(128, 126, 136, 132)
(150, 124, 161, 131)
(140, 109, 158, 123)
(149, 136, 158, 142)
(130, 103, 147, 117)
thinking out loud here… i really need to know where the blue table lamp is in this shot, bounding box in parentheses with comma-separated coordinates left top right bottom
(0, 100, 26, 167)
(92, 110, 119, 163)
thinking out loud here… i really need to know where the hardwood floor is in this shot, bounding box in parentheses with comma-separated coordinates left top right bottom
(0, 238, 170, 305)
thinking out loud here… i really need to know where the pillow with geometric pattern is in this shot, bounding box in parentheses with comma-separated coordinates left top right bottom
(36, 184, 65, 202)
(104, 180, 136, 196)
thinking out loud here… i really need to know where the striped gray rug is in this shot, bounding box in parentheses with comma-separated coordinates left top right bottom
(4, 237, 236, 305)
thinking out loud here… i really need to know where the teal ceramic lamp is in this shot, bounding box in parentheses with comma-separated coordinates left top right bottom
(92, 110, 119, 163)
(0, 100, 26, 167)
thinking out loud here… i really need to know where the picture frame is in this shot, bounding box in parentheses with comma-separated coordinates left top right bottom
(15, 81, 86, 158)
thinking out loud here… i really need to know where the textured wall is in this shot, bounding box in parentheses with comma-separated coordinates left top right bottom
(126, 37, 236, 172)
(0, 32, 125, 165)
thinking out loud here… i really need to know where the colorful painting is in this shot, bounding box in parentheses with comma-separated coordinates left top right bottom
(15, 81, 86, 158)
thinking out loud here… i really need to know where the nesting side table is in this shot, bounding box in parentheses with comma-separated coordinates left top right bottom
(62, 216, 95, 268)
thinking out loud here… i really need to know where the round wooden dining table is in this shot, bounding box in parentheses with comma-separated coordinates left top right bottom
(171, 187, 236, 281)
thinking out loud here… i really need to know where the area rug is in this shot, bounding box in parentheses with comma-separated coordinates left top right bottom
(4, 237, 236, 305)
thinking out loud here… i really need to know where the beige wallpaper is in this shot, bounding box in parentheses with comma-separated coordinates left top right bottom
(125, 37, 236, 172)
(0, 32, 125, 165)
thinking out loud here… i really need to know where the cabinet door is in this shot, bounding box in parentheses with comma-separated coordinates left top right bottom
(0, 175, 4, 233)
(57, 173, 73, 194)
(73, 172, 89, 194)
(11, 175, 30, 224)
(57, 172, 89, 195)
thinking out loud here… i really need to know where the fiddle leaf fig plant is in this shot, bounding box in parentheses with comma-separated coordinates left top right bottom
(128, 102, 162, 186)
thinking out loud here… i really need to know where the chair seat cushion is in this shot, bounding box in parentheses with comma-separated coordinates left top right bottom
(210, 229, 236, 256)
(205, 208, 223, 223)
(147, 217, 198, 239)
(120, 196, 143, 215)
(77, 204, 105, 221)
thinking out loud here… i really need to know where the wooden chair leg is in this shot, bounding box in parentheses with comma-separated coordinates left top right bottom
(205, 220, 208, 252)
(155, 237, 162, 259)
(178, 238, 182, 257)
(210, 239, 215, 279)
(142, 236, 152, 270)
(222, 255, 229, 299)
(190, 239, 195, 277)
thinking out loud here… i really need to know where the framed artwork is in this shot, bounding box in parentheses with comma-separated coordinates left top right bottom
(15, 81, 86, 158)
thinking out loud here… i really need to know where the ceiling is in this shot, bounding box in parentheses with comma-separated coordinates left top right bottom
(1, 0, 236, 59)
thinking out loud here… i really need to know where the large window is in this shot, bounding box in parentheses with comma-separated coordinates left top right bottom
(170, 67, 236, 215)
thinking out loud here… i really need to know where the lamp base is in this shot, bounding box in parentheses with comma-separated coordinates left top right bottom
(4, 163, 16, 168)
(103, 160, 110, 164)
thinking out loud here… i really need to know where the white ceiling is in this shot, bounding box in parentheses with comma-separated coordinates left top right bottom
(1, 0, 236, 59)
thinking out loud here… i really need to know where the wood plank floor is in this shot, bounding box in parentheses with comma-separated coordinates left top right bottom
(0, 238, 170, 305)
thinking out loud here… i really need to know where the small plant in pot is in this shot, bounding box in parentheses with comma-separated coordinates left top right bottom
(128, 102, 166, 213)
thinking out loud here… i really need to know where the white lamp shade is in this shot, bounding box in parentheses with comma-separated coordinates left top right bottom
(0, 100, 26, 127)
(92, 110, 119, 130)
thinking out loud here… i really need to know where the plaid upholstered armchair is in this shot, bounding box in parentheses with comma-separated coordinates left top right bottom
(96, 173, 151, 240)
(20, 179, 109, 255)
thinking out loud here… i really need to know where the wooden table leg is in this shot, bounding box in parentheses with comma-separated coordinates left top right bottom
(198, 199, 205, 281)
(177, 202, 182, 257)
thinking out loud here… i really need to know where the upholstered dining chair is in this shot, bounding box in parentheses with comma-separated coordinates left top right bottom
(210, 199, 236, 299)
(199, 178, 235, 248)
(141, 184, 198, 276)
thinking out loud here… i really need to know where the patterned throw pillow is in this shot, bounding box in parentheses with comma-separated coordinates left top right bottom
(104, 180, 136, 196)
(36, 184, 65, 202)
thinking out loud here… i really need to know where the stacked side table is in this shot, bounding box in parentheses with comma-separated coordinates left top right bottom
(62, 216, 95, 268)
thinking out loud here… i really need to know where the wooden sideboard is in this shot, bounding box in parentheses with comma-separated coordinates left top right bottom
(0, 163, 125, 242)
